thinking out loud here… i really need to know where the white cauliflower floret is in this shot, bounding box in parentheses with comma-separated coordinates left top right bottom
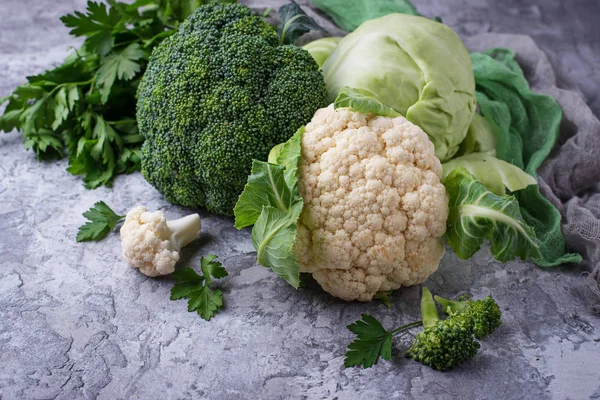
(120, 206, 201, 277)
(294, 105, 448, 301)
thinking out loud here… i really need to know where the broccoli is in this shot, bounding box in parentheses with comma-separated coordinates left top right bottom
(406, 287, 480, 371)
(435, 294, 502, 339)
(136, 4, 328, 216)
(345, 287, 504, 370)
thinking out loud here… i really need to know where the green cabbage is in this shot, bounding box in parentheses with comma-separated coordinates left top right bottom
(321, 14, 476, 161)
(302, 37, 342, 68)
(456, 114, 497, 157)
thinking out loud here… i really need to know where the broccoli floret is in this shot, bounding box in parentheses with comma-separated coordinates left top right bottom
(406, 287, 480, 371)
(136, 4, 328, 215)
(435, 294, 502, 339)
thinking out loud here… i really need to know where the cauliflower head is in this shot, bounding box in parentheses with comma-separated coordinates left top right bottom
(120, 206, 201, 277)
(294, 105, 448, 301)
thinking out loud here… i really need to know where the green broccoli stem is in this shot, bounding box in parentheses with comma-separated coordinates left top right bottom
(434, 295, 469, 314)
(166, 214, 202, 250)
(421, 287, 440, 328)
(390, 320, 423, 335)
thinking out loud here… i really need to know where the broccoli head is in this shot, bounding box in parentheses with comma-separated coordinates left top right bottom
(137, 4, 328, 215)
(435, 295, 502, 339)
(406, 287, 480, 371)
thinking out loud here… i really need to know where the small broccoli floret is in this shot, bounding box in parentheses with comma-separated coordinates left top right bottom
(137, 4, 328, 216)
(406, 287, 480, 371)
(435, 295, 502, 339)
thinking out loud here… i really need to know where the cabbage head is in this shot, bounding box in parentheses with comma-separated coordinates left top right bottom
(321, 14, 476, 161)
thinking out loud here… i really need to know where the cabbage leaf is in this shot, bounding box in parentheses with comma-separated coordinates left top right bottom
(302, 37, 342, 68)
(456, 114, 497, 157)
(442, 153, 537, 196)
(444, 168, 541, 262)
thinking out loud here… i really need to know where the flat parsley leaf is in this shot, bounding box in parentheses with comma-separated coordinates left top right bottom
(170, 255, 229, 321)
(96, 43, 144, 104)
(60, 1, 122, 55)
(344, 314, 393, 368)
(2, 0, 208, 188)
(76, 201, 125, 242)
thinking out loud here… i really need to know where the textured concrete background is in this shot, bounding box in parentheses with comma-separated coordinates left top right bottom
(1, 1, 600, 399)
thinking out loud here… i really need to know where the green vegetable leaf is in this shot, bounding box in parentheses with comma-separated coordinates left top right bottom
(277, 1, 327, 45)
(235, 128, 306, 288)
(345, 314, 393, 368)
(443, 168, 542, 262)
(235, 126, 304, 229)
(76, 201, 125, 242)
(456, 113, 497, 157)
(24, 130, 64, 157)
(200, 254, 229, 283)
(269, 126, 304, 195)
(471, 49, 582, 267)
(52, 88, 70, 130)
(310, 0, 419, 32)
(67, 86, 81, 111)
(251, 202, 303, 288)
(96, 44, 144, 104)
(373, 291, 393, 308)
(60, 1, 122, 56)
(334, 86, 401, 118)
(234, 161, 293, 229)
(0, 108, 22, 132)
(2, 0, 207, 189)
(442, 153, 537, 196)
(170, 255, 229, 321)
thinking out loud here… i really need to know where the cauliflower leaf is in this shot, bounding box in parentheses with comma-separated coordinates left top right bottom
(234, 130, 305, 288)
(444, 168, 542, 262)
(252, 202, 303, 288)
(270, 126, 304, 196)
(234, 161, 293, 229)
(235, 127, 304, 229)
(333, 86, 401, 118)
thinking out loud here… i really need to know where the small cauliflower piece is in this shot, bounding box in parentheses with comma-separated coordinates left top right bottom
(120, 206, 202, 277)
(294, 105, 448, 301)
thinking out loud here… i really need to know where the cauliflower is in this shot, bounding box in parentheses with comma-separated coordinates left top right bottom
(120, 206, 202, 277)
(294, 105, 448, 301)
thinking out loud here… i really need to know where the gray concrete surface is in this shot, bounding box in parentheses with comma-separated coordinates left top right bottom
(1, 1, 599, 399)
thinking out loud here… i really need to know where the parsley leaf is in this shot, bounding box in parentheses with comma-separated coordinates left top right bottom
(60, 1, 121, 56)
(344, 314, 393, 368)
(76, 201, 125, 242)
(170, 255, 229, 321)
(96, 44, 145, 104)
(1, 0, 208, 187)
